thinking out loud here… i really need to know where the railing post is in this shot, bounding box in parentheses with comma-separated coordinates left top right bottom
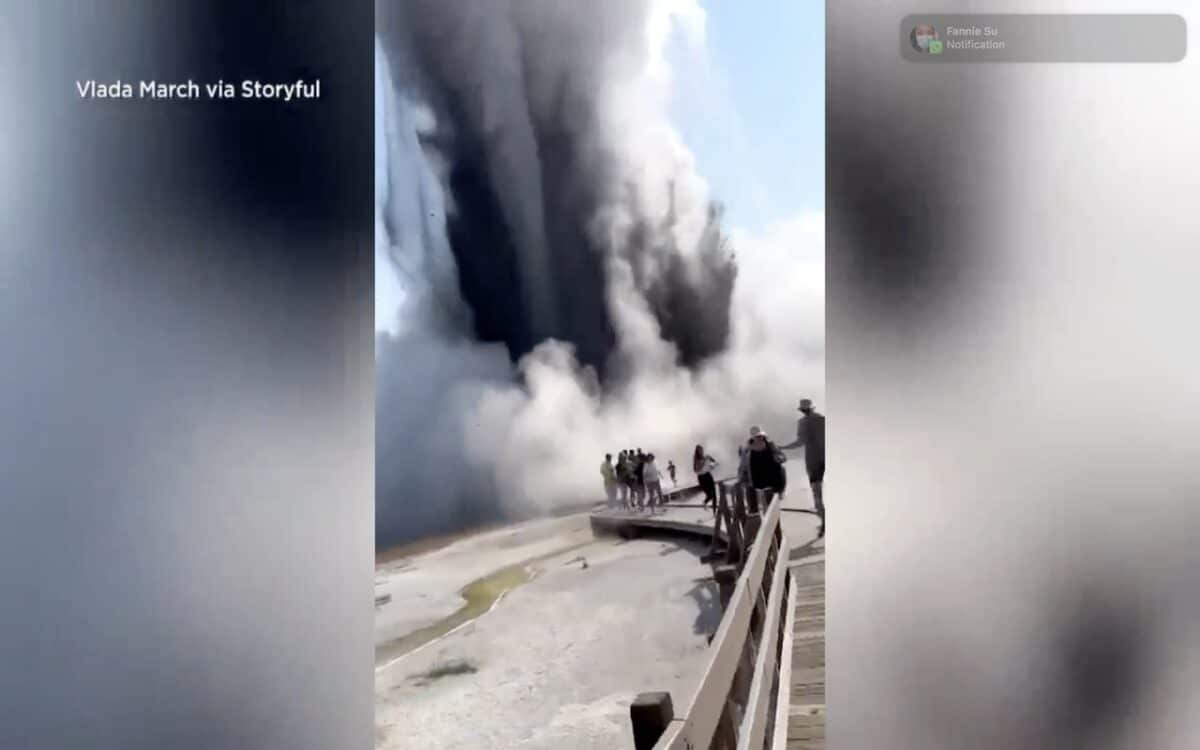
(743, 512, 762, 550)
(709, 484, 725, 558)
(631, 691, 674, 750)
(713, 563, 738, 610)
(720, 483, 741, 565)
(730, 483, 749, 569)
(747, 484, 760, 515)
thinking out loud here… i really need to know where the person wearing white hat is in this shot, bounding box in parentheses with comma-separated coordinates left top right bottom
(782, 398, 825, 537)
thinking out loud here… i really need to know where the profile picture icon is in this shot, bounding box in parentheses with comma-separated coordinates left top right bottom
(910, 24, 943, 55)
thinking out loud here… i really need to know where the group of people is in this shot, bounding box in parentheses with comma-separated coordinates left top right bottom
(601, 449, 677, 513)
(734, 398, 825, 536)
(597, 443, 723, 515)
(600, 398, 826, 537)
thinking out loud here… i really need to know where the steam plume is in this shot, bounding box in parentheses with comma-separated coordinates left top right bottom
(376, 1, 822, 547)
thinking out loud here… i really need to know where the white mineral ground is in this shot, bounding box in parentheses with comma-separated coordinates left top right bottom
(373, 511, 717, 749)
(373, 489, 822, 749)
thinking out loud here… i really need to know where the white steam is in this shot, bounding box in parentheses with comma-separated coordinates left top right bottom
(376, 1, 823, 543)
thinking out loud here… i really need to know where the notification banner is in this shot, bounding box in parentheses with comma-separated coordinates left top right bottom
(901, 14, 1187, 63)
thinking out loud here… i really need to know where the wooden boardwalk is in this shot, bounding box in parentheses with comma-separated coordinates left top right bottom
(786, 543, 825, 749)
(593, 485, 824, 750)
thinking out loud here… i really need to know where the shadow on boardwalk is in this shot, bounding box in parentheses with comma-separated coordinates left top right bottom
(789, 535, 824, 563)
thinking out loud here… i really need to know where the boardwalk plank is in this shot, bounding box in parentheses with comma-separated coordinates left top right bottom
(785, 553, 824, 749)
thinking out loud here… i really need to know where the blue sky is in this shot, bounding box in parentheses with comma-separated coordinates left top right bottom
(668, 0, 824, 230)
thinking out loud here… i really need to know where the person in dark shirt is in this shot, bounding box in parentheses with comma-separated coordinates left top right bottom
(634, 449, 647, 510)
(693, 445, 718, 514)
(615, 451, 629, 509)
(747, 426, 787, 512)
(783, 398, 826, 537)
(625, 447, 639, 506)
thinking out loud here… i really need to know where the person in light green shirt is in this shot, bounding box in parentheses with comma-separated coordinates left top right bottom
(601, 453, 618, 508)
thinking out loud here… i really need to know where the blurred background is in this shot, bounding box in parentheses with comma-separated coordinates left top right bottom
(0, 3, 374, 748)
(829, 1, 1200, 748)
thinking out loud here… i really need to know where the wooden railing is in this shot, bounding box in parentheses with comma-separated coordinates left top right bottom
(658, 475, 737, 505)
(632, 482, 797, 750)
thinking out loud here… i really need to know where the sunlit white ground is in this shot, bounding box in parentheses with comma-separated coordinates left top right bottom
(374, 514, 722, 749)
(373, 489, 822, 749)
(374, 515, 597, 649)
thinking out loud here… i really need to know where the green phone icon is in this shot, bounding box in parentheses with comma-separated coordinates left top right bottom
(929, 39, 944, 55)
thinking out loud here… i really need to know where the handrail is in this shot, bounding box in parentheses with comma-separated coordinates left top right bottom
(661, 475, 739, 503)
(638, 482, 794, 750)
(739, 522, 787, 749)
(769, 568, 799, 749)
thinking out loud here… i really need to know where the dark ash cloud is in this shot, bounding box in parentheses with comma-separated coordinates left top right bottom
(377, 0, 736, 378)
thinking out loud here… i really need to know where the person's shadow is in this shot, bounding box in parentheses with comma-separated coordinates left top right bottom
(685, 578, 722, 637)
(789, 536, 824, 563)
